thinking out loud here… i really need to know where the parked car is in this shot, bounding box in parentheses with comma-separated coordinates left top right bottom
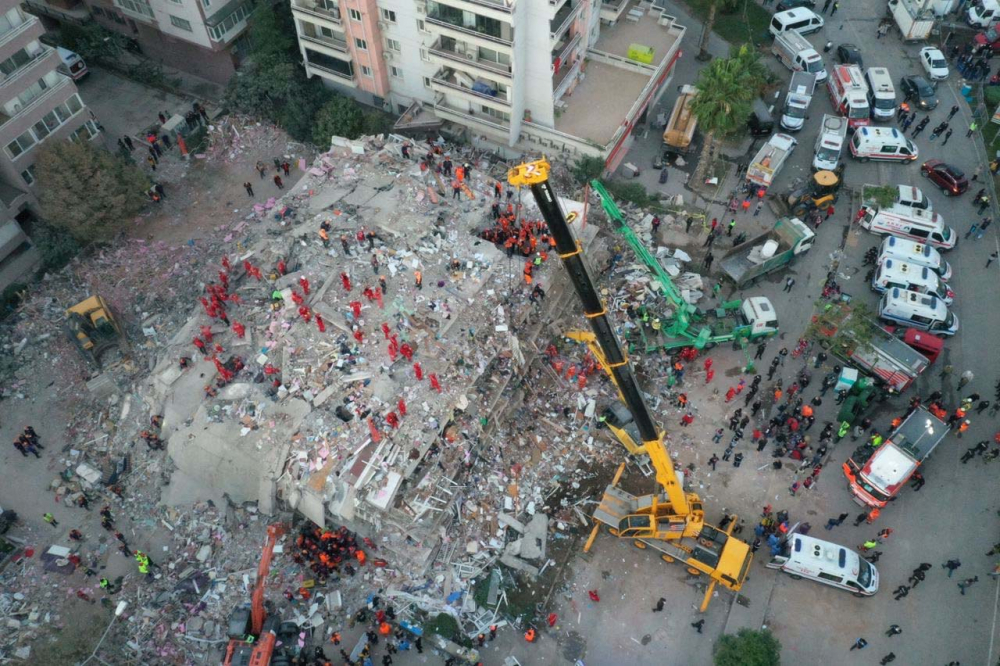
(775, 0, 817, 11)
(836, 43, 864, 69)
(921, 159, 969, 195)
(919, 47, 949, 80)
(900, 75, 939, 110)
(973, 31, 1000, 54)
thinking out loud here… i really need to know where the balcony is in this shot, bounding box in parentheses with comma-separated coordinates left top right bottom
(461, 0, 513, 11)
(0, 15, 38, 51)
(300, 32, 349, 56)
(431, 68, 510, 111)
(433, 94, 510, 134)
(0, 76, 70, 128)
(425, 12, 512, 47)
(290, 0, 342, 26)
(550, 1, 580, 39)
(601, 0, 630, 22)
(1, 48, 55, 90)
(428, 38, 512, 79)
(306, 62, 356, 87)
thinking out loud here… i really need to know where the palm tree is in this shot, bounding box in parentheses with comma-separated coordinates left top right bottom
(690, 45, 767, 182)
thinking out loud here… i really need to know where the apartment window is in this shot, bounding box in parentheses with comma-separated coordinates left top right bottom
(319, 26, 334, 38)
(208, 2, 252, 40)
(419, 48, 429, 62)
(0, 8, 27, 36)
(349, 8, 361, 21)
(380, 8, 396, 22)
(0, 45, 42, 78)
(416, 19, 427, 33)
(481, 106, 510, 122)
(3, 95, 85, 159)
(386, 38, 401, 51)
(423, 76, 431, 88)
(169, 0, 183, 5)
(355, 38, 367, 50)
(21, 165, 36, 186)
(116, 0, 154, 19)
(70, 120, 100, 143)
(169, 15, 193, 31)
(5, 130, 35, 158)
(361, 65, 372, 77)
(390, 65, 402, 77)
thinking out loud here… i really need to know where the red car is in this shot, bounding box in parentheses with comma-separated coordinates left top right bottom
(921, 159, 969, 196)
(974, 31, 1000, 55)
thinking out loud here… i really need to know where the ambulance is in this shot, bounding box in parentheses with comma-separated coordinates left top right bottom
(827, 64, 870, 130)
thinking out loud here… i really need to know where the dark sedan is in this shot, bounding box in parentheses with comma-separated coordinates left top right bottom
(836, 44, 864, 69)
(900, 75, 939, 110)
(775, 0, 816, 10)
(921, 160, 969, 196)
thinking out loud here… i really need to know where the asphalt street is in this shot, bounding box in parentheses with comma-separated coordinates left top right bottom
(545, 1, 1000, 664)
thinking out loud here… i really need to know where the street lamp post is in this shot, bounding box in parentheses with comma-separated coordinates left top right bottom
(81, 601, 127, 666)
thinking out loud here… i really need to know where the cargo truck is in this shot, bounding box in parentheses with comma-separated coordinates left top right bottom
(663, 85, 698, 153)
(810, 303, 930, 393)
(747, 133, 798, 189)
(720, 216, 816, 287)
(887, 0, 934, 40)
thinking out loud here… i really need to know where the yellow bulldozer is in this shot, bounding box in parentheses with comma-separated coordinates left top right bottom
(65, 295, 125, 369)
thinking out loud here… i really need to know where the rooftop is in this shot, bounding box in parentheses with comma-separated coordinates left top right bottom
(593, 1, 680, 67)
(554, 60, 649, 145)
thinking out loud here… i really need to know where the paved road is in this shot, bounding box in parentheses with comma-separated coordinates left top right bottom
(564, 1, 1000, 665)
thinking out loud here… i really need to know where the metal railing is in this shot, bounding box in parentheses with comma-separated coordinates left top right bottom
(300, 33, 348, 53)
(0, 49, 54, 90)
(463, 0, 514, 11)
(0, 77, 70, 128)
(0, 16, 37, 50)
(307, 62, 354, 82)
(425, 15, 512, 46)
(432, 73, 511, 106)
(428, 40, 512, 77)
(433, 94, 510, 131)
(290, 0, 342, 24)
(550, 2, 579, 38)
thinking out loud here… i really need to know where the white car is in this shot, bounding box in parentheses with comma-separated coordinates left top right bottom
(919, 47, 949, 80)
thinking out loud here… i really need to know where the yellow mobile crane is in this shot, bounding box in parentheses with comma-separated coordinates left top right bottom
(509, 160, 752, 611)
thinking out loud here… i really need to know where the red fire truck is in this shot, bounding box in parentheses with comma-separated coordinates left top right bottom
(827, 65, 870, 130)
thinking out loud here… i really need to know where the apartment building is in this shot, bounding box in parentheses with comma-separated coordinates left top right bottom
(0, 1, 99, 288)
(25, 0, 252, 85)
(291, 0, 685, 170)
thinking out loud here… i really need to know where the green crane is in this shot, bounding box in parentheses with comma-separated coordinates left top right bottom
(589, 179, 779, 353)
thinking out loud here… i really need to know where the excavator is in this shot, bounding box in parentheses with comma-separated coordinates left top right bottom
(65, 295, 125, 369)
(776, 169, 841, 219)
(509, 160, 752, 612)
(224, 523, 292, 666)
(588, 179, 778, 354)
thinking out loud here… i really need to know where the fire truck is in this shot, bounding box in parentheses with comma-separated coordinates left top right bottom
(827, 65, 870, 130)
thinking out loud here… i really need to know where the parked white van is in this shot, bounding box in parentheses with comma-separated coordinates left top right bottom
(895, 185, 932, 212)
(878, 288, 959, 335)
(859, 205, 955, 250)
(872, 258, 954, 304)
(878, 236, 952, 280)
(850, 127, 918, 162)
(56, 47, 88, 81)
(864, 67, 896, 120)
(769, 8, 825, 37)
(766, 534, 879, 596)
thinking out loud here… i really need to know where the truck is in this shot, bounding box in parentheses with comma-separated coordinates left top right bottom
(771, 30, 827, 82)
(813, 114, 849, 171)
(810, 303, 930, 393)
(663, 85, 698, 153)
(780, 71, 817, 132)
(887, 0, 934, 41)
(842, 407, 948, 508)
(720, 216, 816, 288)
(747, 133, 798, 189)
(827, 64, 870, 130)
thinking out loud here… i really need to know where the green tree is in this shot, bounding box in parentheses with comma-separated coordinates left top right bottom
(278, 79, 333, 143)
(571, 155, 605, 184)
(225, 54, 304, 119)
(714, 628, 781, 666)
(312, 95, 366, 144)
(690, 45, 766, 181)
(35, 141, 149, 243)
(862, 184, 899, 209)
(247, 3, 296, 60)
